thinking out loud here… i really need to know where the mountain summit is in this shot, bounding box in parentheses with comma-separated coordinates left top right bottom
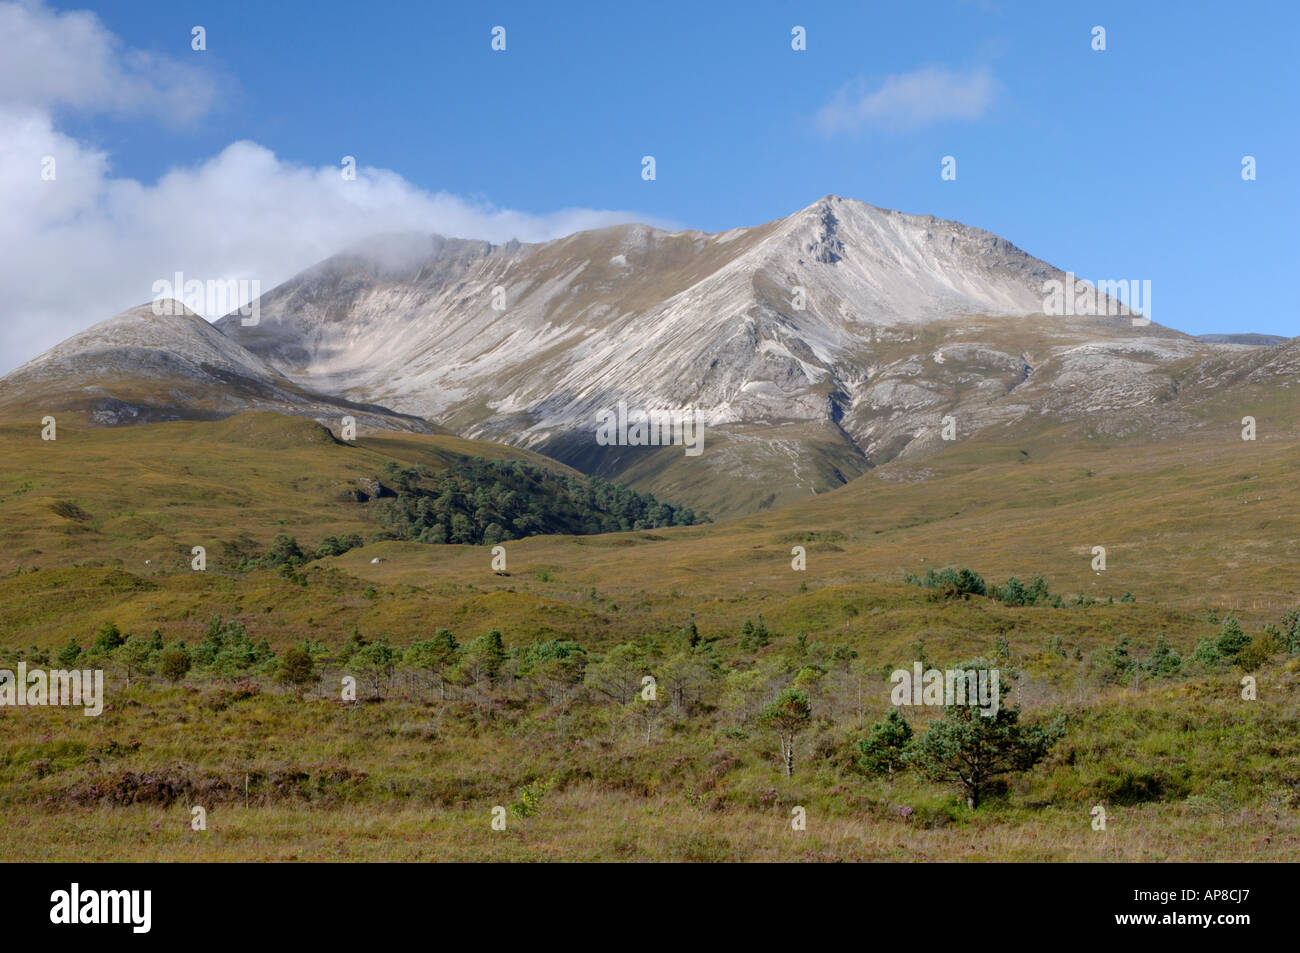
(2, 197, 1287, 517)
(210, 195, 1249, 515)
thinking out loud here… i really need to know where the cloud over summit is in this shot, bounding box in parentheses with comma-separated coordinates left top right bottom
(0, 1, 657, 373)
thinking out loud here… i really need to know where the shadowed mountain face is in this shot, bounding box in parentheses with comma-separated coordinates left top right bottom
(0, 301, 439, 434)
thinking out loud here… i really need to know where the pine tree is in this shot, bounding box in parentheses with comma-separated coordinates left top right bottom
(1215, 616, 1250, 659)
(56, 638, 82, 668)
(857, 709, 913, 777)
(760, 688, 812, 777)
(906, 659, 1064, 809)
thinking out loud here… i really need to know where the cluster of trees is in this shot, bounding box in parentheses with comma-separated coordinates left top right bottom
(372, 458, 702, 545)
(33, 622, 169, 687)
(217, 457, 705, 573)
(22, 611, 858, 773)
(337, 625, 698, 712)
(20, 622, 191, 688)
(739, 616, 772, 651)
(903, 566, 989, 598)
(325, 616, 873, 770)
(1085, 633, 1181, 682)
(862, 610, 1300, 806)
(327, 619, 866, 776)
(235, 533, 364, 573)
(12, 601, 1298, 808)
(856, 663, 1067, 809)
(1188, 614, 1288, 672)
(904, 566, 1136, 607)
(8, 616, 318, 691)
(192, 615, 275, 672)
(1071, 612, 1297, 684)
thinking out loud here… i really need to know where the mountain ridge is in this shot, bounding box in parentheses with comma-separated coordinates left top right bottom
(0, 301, 439, 433)
(208, 194, 1254, 515)
(3, 195, 1294, 518)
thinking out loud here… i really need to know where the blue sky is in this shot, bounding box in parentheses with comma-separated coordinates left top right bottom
(4, 0, 1297, 368)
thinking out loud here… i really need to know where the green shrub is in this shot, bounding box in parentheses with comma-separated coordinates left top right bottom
(511, 777, 554, 819)
(1236, 629, 1283, 671)
(159, 647, 192, 684)
(1142, 634, 1182, 678)
(92, 622, 124, 654)
(1190, 639, 1221, 668)
(1215, 616, 1250, 659)
(55, 638, 82, 668)
(1093, 635, 1135, 683)
(857, 709, 913, 777)
(275, 646, 317, 690)
(1280, 609, 1300, 653)
(313, 533, 364, 559)
(1185, 780, 1237, 817)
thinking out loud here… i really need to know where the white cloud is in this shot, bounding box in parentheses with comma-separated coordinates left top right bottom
(816, 66, 997, 134)
(0, 2, 662, 374)
(0, 0, 219, 121)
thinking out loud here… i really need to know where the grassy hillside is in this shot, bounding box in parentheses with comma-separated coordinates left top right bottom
(0, 412, 581, 576)
(1, 410, 1297, 861)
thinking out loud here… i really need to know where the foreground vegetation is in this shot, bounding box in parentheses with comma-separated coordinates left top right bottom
(1, 412, 1298, 860)
(2, 574, 1297, 861)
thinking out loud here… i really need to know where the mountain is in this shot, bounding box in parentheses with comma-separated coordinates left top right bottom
(4, 197, 1291, 519)
(0, 301, 438, 433)
(213, 195, 1288, 517)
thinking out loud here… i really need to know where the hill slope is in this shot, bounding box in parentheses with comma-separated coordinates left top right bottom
(0, 301, 438, 434)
